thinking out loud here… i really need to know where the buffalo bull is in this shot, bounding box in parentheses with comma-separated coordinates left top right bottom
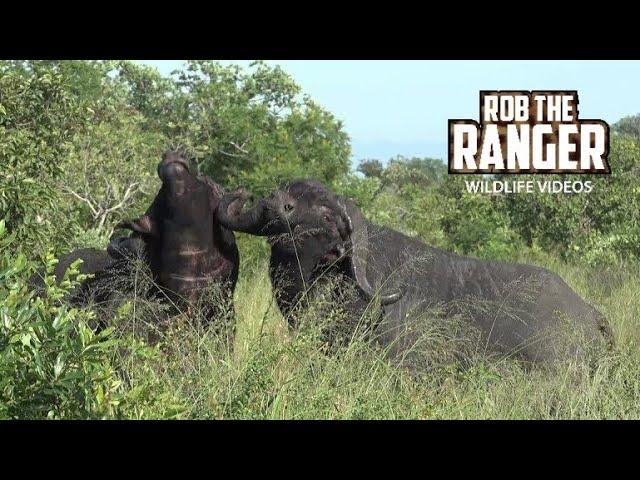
(28, 236, 148, 318)
(117, 151, 239, 322)
(30, 151, 239, 331)
(217, 179, 613, 366)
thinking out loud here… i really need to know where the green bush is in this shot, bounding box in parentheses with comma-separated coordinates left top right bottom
(0, 220, 123, 419)
(433, 175, 513, 258)
(0, 62, 87, 253)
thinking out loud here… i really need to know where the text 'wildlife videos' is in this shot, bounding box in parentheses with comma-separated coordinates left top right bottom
(465, 180, 594, 194)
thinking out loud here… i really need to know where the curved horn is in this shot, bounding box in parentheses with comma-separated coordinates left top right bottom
(116, 214, 159, 237)
(337, 197, 403, 306)
(217, 190, 269, 235)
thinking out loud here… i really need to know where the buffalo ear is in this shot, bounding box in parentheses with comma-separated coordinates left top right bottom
(116, 214, 159, 238)
(336, 197, 403, 306)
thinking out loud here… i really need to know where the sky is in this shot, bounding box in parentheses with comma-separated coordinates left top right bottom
(136, 60, 640, 165)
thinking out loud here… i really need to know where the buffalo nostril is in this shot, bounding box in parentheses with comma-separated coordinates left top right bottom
(159, 162, 187, 181)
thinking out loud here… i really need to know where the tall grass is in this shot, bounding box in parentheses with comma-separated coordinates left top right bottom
(113, 243, 640, 420)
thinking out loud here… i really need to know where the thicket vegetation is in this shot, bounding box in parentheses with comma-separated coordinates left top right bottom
(1, 60, 640, 418)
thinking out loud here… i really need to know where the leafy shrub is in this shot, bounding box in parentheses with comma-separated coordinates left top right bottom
(0, 62, 87, 253)
(501, 138, 640, 265)
(0, 220, 123, 419)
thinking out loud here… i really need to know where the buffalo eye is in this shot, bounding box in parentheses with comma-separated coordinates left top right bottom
(283, 203, 294, 213)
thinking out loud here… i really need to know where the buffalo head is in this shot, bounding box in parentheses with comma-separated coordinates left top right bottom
(218, 179, 400, 306)
(117, 151, 239, 308)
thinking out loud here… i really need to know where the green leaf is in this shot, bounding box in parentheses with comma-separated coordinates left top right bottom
(53, 355, 65, 379)
(20, 333, 32, 347)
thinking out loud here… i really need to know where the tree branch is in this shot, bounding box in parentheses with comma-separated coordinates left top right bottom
(63, 187, 99, 217)
(229, 141, 249, 154)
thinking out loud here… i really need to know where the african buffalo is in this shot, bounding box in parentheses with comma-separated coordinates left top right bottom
(217, 179, 612, 366)
(30, 151, 239, 331)
(29, 247, 114, 299)
(117, 151, 239, 322)
(28, 236, 148, 316)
